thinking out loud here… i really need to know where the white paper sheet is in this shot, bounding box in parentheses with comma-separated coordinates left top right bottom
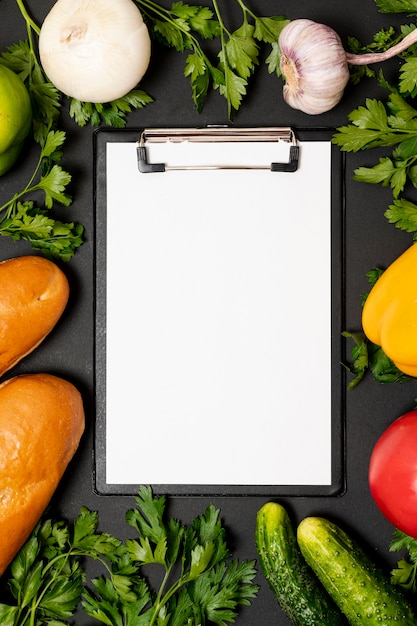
(103, 138, 332, 487)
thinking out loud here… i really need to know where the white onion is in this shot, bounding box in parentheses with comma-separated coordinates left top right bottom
(39, 0, 151, 103)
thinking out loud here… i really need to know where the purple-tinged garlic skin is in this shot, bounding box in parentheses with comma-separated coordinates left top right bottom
(279, 19, 350, 115)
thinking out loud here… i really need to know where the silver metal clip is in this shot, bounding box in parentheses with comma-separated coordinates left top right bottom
(136, 127, 299, 173)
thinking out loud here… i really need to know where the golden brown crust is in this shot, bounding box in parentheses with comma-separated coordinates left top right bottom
(0, 256, 70, 376)
(0, 373, 84, 575)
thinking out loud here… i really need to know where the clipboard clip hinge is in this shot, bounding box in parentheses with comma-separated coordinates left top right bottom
(136, 127, 299, 173)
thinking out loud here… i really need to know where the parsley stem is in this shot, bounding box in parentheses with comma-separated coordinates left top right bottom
(0, 151, 43, 217)
(148, 568, 173, 626)
(148, 572, 191, 626)
(14, 0, 40, 36)
(211, 0, 229, 35)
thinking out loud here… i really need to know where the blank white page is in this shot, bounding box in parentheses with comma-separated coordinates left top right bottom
(103, 137, 333, 489)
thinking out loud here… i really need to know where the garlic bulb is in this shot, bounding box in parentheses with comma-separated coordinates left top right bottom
(279, 19, 350, 115)
(278, 18, 417, 115)
(39, 0, 151, 103)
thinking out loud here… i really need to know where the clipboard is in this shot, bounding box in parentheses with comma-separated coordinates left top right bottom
(94, 126, 345, 497)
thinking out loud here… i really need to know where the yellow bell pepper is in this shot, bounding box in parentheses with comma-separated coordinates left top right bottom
(362, 243, 417, 377)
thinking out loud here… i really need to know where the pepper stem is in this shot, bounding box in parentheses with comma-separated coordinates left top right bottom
(346, 27, 417, 66)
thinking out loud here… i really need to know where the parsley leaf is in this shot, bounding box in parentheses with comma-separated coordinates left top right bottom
(69, 90, 154, 128)
(376, 0, 417, 13)
(343, 268, 412, 388)
(385, 197, 417, 235)
(343, 331, 411, 387)
(399, 55, 417, 95)
(333, 97, 400, 152)
(390, 530, 417, 592)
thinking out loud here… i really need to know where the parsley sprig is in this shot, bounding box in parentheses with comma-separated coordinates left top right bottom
(343, 268, 412, 388)
(333, 7, 417, 231)
(0, 129, 83, 261)
(376, 0, 417, 13)
(85, 486, 258, 625)
(0, 486, 259, 625)
(343, 330, 411, 388)
(334, 92, 417, 199)
(333, 82, 417, 227)
(135, 0, 288, 117)
(347, 24, 417, 85)
(0, 507, 123, 626)
(390, 530, 417, 592)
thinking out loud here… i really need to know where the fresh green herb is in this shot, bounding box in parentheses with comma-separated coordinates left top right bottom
(333, 93, 417, 153)
(0, 130, 83, 261)
(0, 486, 258, 625)
(376, 0, 417, 14)
(333, 18, 417, 227)
(85, 486, 259, 625)
(348, 27, 403, 84)
(385, 196, 417, 235)
(135, 0, 288, 116)
(390, 530, 417, 592)
(342, 268, 411, 388)
(333, 92, 417, 200)
(0, 507, 123, 626)
(343, 330, 410, 388)
(69, 90, 154, 128)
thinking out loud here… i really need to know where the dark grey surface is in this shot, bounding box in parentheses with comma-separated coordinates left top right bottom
(1, 0, 417, 623)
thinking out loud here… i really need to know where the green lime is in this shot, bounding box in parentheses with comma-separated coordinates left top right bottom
(0, 65, 32, 175)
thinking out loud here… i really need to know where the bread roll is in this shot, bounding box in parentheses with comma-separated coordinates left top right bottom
(0, 373, 84, 575)
(0, 255, 69, 376)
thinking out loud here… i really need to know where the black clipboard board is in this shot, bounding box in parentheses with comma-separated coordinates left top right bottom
(94, 127, 345, 497)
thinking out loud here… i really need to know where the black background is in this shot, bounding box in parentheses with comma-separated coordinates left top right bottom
(1, 0, 417, 623)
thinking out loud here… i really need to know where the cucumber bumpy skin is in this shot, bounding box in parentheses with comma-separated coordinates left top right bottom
(255, 502, 347, 626)
(297, 516, 416, 625)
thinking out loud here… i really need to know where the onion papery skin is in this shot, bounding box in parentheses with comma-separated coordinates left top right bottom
(279, 19, 350, 115)
(39, 0, 151, 103)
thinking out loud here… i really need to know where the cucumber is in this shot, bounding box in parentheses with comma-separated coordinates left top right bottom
(255, 502, 347, 625)
(297, 516, 416, 625)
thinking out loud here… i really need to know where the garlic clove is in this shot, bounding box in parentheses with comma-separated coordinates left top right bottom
(279, 19, 350, 115)
(39, 0, 151, 103)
